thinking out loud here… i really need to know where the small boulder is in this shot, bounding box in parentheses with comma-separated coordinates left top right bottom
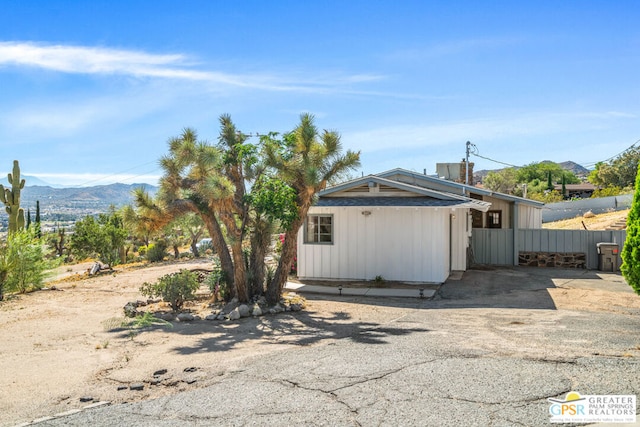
(217, 314, 226, 321)
(205, 314, 218, 321)
(123, 303, 138, 318)
(177, 313, 195, 322)
(268, 304, 285, 315)
(584, 210, 596, 218)
(290, 303, 302, 312)
(153, 369, 167, 376)
(130, 383, 144, 391)
(79, 396, 94, 403)
(238, 304, 250, 318)
(251, 305, 262, 317)
(155, 312, 175, 321)
(228, 308, 241, 320)
(221, 301, 238, 315)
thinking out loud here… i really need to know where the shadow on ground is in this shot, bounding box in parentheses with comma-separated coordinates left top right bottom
(115, 266, 631, 356)
(143, 308, 430, 356)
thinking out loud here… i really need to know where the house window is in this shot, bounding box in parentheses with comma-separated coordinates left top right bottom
(304, 214, 333, 244)
(487, 210, 502, 228)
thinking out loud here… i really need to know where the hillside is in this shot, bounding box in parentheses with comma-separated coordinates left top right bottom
(475, 160, 590, 182)
(558, 161, 590, 177)
(542, 209, 628, 230)
(21, 183, 157, 206)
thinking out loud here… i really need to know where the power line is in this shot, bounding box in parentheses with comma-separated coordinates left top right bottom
(581, 138, 640, 168)
(470, 152, 521, 168)
(469, 137, 640, 171)
(71, 160, 159, 187)
(467, 143, 522, 168)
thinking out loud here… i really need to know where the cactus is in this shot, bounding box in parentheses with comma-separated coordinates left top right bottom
(0, 160, 26, 234)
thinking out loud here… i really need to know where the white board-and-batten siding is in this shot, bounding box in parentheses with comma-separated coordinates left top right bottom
(297, 206, 468, 284)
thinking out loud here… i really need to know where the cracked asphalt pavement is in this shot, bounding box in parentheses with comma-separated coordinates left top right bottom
(40, 267, 640, 426)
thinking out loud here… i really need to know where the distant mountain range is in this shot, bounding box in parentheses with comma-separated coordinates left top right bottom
(475, 160, 591, 181)
(15, 184, 159, 220)
(21, 183, 157, 205)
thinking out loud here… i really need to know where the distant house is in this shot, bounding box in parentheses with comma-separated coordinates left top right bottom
(296, 169, 545, 284)
(553, 183, 597, 199)
(296, 175, 491, 284)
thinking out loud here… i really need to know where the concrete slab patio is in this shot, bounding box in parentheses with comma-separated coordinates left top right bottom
(284, 281, 438, 298)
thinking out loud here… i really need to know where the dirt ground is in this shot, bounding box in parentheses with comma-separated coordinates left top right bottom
(1, 258, 405, 426)
(542, 208, 628, 230)
(1, 258, 639, 426)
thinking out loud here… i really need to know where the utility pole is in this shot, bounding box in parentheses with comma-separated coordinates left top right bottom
(465, 141, 471, 187)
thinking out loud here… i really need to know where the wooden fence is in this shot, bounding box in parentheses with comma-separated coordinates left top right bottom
(471, 229, 626, 269)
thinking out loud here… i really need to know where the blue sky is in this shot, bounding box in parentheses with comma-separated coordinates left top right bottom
(0, 1, 638, 186)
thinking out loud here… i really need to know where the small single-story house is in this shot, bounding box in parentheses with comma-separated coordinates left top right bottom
(296, 175, 491, 284)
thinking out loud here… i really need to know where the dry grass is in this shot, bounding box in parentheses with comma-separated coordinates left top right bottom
(542, 209, 629, 230)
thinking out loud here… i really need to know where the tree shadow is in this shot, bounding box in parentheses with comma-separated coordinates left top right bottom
(162, 308, 429, 355)
(117, 266, 628, 356)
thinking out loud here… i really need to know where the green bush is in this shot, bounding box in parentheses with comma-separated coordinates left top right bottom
(139, 269, 199, 311)
(591, 186, 629, 198)
(205, 258, 230, 301)
(1, 229, 54, 294)
(621, 166, 640, 295)
(146, 241, 168, 263)
(0, 250, 7, 301)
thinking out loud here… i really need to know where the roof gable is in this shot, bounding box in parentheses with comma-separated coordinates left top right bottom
(319, 175, 469, 201)
(377, 168, 544, 207)
(317, 175, 491, 211)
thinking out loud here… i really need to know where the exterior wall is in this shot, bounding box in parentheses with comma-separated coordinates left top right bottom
(450, 209, 469, 271)
(483, 196, 511, 228)
(297, 206, 459, 283)
(518, 204, 542, 229)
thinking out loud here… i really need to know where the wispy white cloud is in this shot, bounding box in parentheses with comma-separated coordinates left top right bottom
(0, 42, 242, 83)
(0, 42, 391, 94)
